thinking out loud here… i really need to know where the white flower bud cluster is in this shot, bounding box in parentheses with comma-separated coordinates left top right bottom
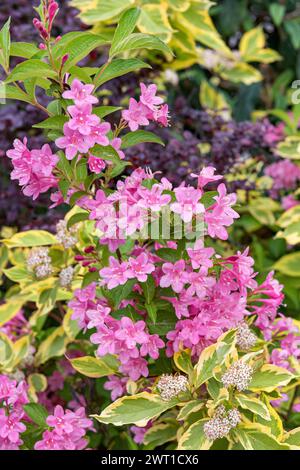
(27, 247, 53, 279)
(56, 220, 78, 249)
(20, 345, 36, 368)
(221, 360, 253, 392)
(8, 369, 25, 382)
(59, 266, 74, 288)
(157, 374, 188, 401)
(236, 322, 257, 351)
(204, 406, 241, 441)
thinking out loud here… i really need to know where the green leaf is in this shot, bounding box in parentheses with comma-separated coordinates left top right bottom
(193, 330, 236, 388)
(177, 419, 212, 450)
(106, 279, 136, 308)
(67, 211, 89, 229)
(111, 33, 172, 58)
(235, 395, 271, 421)
(284, 427, 300, 446)
(90, 144, 120, 163)
(0, 18, 11, 71)
(274, 252, 300, 276)
(92, 392, 178, 426)
(174, 349, 194, 377)
(121, 130, 164, 149)
(141, 275, 156, 304)
(10, 42, 39, 59)
(0, 82, 32, 103)
(62, 309, 81, 340)
(33, 115, 68, 130)
(93, 106, 122, 118)
(0, 332, 14, 368)
(94, 58, 151, 88)
(23, 403, 48, 428)
(72, 0, 132, 24)
(249, 364, 294, 392)
(110, 8, 141, 57)
(145, 302, 157, 324)
(70, 355, 119, 378)
(6, 59, 57, 83)
(269, 3, 286, 26)
(2, 230, 57, 248)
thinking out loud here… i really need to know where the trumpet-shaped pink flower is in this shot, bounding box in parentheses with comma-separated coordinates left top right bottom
(126, 253, 155, 282)
(104, 376, 127, 401)
(100, 257, 130, 289)
(111, 137, 125, 160)
(191, 166, 223, 189)
(68, 103, 100, 135)
(205, 183, 239, 240)
(154, 104, 169, 127)
(0, 410, 26, 444)
(115, 317, 148, 349)
(122, 98, 149, 131)
(160, 260, 187, 293)
(62, 79, 98, 105)
(171, 186, 204, 223)
(88, 155, 106, 173)
(137, 184, 171, 211)
(55, 123, 91, 160)
(187, 239, 215, 271)
(119, 357, 149, 381)
(88, 122, 111, 146)
(140, 83, 163, 111)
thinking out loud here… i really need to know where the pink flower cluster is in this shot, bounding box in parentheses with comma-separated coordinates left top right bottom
(6, 139, 58, 199)
(69, 288, 164, 381)
(0, 310, 29, 340)
(265, 159, 300, 195)
(34, 405, 92, 450)
(122, 83, 169, 131)
(0, 375, 28, 450)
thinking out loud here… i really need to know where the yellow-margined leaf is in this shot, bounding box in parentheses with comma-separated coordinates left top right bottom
(0, 299, 24, 327)
(276, 222, 300, 245)
(235, 394, 270, 421)
(63, 309, 81, 340)
(144, 422, 178, 448)
(239, 27, 265, 59)
(249, 364, 294, 392)
(0, 332, 14, 369)
(273, 252, 300, 277)
(221, 62, 262, 84)
(174, 348, 193, 378)
(233, 425, 290, 450)
(177, 400, 204, 421)
(138, 4, 174, 43)
(193, 329, 236, 389)
(92, 392, 178, 426)
(277, 205, 300, 228)
(283, 427, 300, 446)
(177, 419, 212, 450)
(35, 326, 69, 365)
(70, 355, 119, 378)
(2, 230, 57, 248)
(276, 136, 300, 160)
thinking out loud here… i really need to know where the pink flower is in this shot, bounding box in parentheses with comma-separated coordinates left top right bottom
(281, 194, 299, 210)
(140, 334, 164, 359)
(205, 183, 239, 240)
(0, 410, 26, 444)
(34, 430, 64, 450)
(119, 357, 149, 381)
(265, 160, 300, 192)
(115, 317, 148, 349)
(62, 79, 98, 105)
(68, 103, 100, 135)
(186, 239, 215, 270)
(171, 186, 204, 223)
(137, 184, 171, 211)
(88, 155, 106, 173)
(104, 376, 127, 401)
(87, 304, 111, 329)
(111, 137, 125, 160)
(88, 122, 111, 146)
(160, 260, 187, 293)
(154, 104, 169, 127)
(55, 123, 91, 160)
(69, 283, 97, 330)
(46, 405, 74, 435)
(126, 253, 155, 282)
(191, 166, 223, 189)
(131, 422, 152, 444)
(140, 83, 163, 111)
(100, 257, 130, 289)
(122, 98, 149, 131)
(186, 270, 216, 299)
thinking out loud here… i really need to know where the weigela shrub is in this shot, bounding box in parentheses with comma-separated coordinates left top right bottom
(0, 2, 300, 451)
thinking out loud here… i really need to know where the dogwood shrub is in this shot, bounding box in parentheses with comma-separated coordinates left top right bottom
(1, 2, 300, 451)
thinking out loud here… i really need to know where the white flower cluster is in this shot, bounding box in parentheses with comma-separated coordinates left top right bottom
(27, 247, 53, 279)
(236, 322, 257, 351)
(59, 266, 74, 288)
(221, 360, 253, 392)
(157, 374, 188, 401)
(56, 220, 78, 249)
(204, 406, 241, 441)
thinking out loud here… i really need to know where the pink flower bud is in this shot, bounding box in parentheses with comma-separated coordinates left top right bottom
(74, 255, 85, 262)
(84, 246, 95, 254)
(39, 43, 47, 50)
(61, 54, 69, 65)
